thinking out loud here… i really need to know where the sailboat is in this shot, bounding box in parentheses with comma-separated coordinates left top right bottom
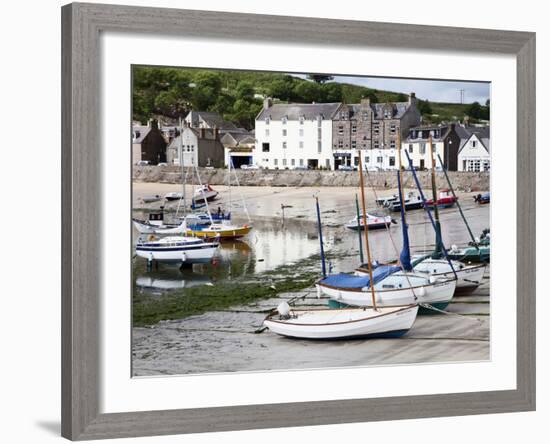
(320, 170, 456, 309)
(434, 153, 490, 264)
(401, 137, 486, 290)
(263, 191, 418, 340)
(185, 160, 253, 240)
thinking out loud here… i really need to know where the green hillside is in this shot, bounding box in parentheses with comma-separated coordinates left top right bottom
(132, 66, 489, 129)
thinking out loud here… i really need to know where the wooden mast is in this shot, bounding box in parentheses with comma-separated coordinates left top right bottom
(358, 150, 377, 311)
(429, 134, 443, 256)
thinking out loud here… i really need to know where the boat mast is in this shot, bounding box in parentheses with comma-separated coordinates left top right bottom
(315, 196, 327, 278)
(355, 194, 364, 264)
(358, 150, 377, 311)
(405, 151, 458, 279)
(436, 153, 480, 251)
(194, 163, 214, 224)
(396, 130, 406, 218)
(429, 134, 444, 258)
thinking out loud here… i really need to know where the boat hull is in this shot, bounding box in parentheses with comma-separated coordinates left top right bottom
(447, 246, 490, 263)
(263, 305, 418, 340)
(346, 222, 392, 231)
(133, 219, 186, 235)
(412, 259, 486, 289)
(135, 243, 218, 264)
(318, 276, 456, 307)
(186, 225, 252, 240)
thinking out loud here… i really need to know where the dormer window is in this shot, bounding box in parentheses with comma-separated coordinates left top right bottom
(265, 116, 270, 125)
(282, 116, 288, 125)
(134, 131, 140, 140)
(299, 116, 305, 125)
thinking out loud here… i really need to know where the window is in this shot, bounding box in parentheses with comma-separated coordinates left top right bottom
(374, 124, 380, 135)
(338, 140, 344, 149)
(338, 125, 344, 135)
(351, 140, 357, 149)
(282, 129, 287, 137)
(354, 157, 359, 166)
(390, 140, 396, 149)
(299, 129, 304, 137)
(467, 159, 481, 172)
(377, 156, 383, 163)
(363, 112, 369, 120)
(283, 158, 287, 166)
(409, 144, 413, 153)
(318, 141, 322, 153)
(299, 141, 304, 149)
(274, 158, 278, 166)
(262, 142, 270, 152)
(420, 143, 426, 155)
(326, 159, 330, 168)
(340, 111, 347, 120)
(299, 159, 304, 166)
(317, 128, 322, 139)
(390, 124, 396, 134)
(291, 159, 295, 166)
(265, 129, 270, 136)
(282, 141, 287, 149)
(299, 116, 305, 125)
(265, 117, 270, 125)
(483, 160, 490, 171)
(389, 156, 395, 167)
(282, 116, 287, 125)
(374, 140, 380, 149)
(352, 124, 357, 134)
(365, 156, 370, 163)
(471, 140, 477, 148)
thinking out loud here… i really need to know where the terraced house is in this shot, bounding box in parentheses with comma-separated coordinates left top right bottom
(332, 94, 421, 170)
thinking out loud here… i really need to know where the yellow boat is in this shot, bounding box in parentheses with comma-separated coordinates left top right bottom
(186, 223, 252, 240)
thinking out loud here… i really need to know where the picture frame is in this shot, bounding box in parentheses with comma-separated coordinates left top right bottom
(61, 2, 535, 440)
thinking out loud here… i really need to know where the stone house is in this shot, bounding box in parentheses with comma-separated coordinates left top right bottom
(331, 93, 422, 170)
(166, 126, 225, 168)
(132, 121, 167, 164)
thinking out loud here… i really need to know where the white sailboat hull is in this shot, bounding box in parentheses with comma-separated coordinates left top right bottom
(135, 243, 218, 264)
(133, 219, 186, 235)
(263, 305, 418, 339)
(412, 259, 486, 289)
(318, 274, 456, 307)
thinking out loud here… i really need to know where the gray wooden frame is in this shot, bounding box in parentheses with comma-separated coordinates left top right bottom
(61, 2, 536, 440)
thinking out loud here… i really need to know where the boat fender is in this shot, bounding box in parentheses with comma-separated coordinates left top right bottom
(417, 286, 426, 297)
(181, 252, 187, 262)
(429, 276, 437, 284)
(451, 244, 458, 252)
(277, 301, 291, 319)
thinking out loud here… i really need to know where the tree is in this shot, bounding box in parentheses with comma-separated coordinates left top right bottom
(293, 81, 322, 103)
(395, 93, 408, 102)
(466, 101, 483, 119)
(307, 74, 334, 84)
(417, 99, 433, 115)
(320, 82, 343, 102)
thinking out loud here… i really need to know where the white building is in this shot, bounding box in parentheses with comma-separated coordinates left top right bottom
(254, 99, 340, 170)
(457, 129, 490, 172)
(402, 126, 446, 170)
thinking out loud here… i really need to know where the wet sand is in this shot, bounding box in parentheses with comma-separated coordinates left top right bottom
(132, 181, 490, 376)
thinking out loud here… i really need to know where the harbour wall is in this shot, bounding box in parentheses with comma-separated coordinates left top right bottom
(133, 166, 490, 192)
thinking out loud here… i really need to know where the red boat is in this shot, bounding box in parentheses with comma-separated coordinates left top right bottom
(425, 189, 457, 208)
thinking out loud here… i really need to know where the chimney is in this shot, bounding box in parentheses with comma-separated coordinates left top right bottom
(361, 97, 371, 107)
(213, 127, 219, 139)
(409, 92, 417, 105)
(199, 128, 205, 139)
(263, 97, 273, 110)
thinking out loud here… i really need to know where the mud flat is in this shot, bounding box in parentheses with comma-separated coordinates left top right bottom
(132, 270, 490, 376)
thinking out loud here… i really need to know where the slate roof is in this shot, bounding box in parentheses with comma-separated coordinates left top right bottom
(256, 103, 342, 121)
(457, 126, 490, 153)
(132, 126, 151, 144)
(186, 111, 238, 130)
(351, 102, 412, 119)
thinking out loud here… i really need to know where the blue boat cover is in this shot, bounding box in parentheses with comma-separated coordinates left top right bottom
(319, 265, 400, 289)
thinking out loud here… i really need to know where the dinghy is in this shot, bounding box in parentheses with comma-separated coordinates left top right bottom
(425, 189, 457, 209)
(140, 195, 162, 204)
(192, 184, 218, 205)
(135, 235, 218, 264)
(133, 207, 187, 234)
(474, 192, 490, 204)
(345, 212, 395, 231)
(387, 190, 424, 212)
(263, 303, 418, 340)
(164, 191, 183, 201)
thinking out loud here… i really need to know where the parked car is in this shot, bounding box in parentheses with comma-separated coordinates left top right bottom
(338, 165, 354, 171)
(135, 160, 150, 166)
(157, 162, 168, 167)
(241, 164, 259, 170)
(292, 165, 308, 170)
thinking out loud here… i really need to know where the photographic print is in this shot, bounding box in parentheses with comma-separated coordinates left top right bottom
(131, 67, 490, 376)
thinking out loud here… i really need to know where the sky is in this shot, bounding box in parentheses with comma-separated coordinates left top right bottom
(295, 74, 490, 104)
